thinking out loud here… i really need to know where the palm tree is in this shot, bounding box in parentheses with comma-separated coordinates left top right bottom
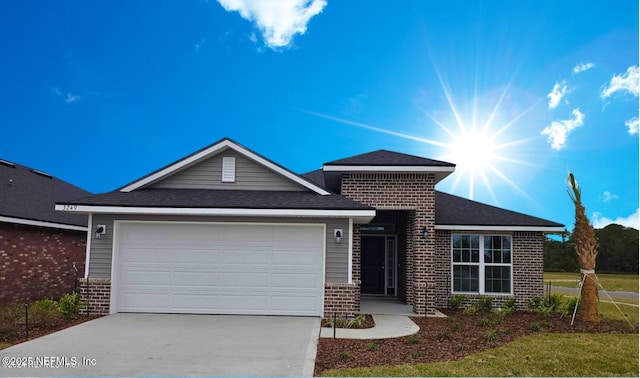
(567, 172, 599, 322)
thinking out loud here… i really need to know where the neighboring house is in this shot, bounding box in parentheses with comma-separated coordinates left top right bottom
(55, 138, 563, 317)
(0, 158, 89, 304)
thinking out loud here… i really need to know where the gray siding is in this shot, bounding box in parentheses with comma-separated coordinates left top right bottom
(88, 214, 349, 283)
(151, 149, 306, 191)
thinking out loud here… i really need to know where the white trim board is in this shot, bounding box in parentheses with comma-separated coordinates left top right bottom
(0, 215, 87, 232)
(119, 139, 330, 195)
(435, 225, 564, 232)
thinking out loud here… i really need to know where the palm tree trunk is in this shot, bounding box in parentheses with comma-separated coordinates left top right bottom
(578, 271, 599, 322)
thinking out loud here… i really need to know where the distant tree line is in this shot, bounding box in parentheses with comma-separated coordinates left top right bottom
(544, 223, 639, 273)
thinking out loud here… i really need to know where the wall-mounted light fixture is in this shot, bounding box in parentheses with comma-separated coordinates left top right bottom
(95, 225, 107, 239)
(421, 226, 428, 238)
(334, 229, 343, 244)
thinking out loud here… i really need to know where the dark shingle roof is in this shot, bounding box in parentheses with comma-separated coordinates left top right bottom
(324, 150, 455, 167)
(435, 191, 563, 228)
(0, 159, 90, 227)
(302, 169, 326, 189)
(59, 189, 374, 211)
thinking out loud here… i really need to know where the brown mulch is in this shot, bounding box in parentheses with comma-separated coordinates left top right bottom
(314, 309, 638, 376)
(321, 314, 375, 329)
(1, 315, 102, 347)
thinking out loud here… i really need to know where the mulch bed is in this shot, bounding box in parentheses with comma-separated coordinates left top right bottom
(321, 314, 375, 329)
(314, 309, 638, 376)
(1, 315, 102, 347)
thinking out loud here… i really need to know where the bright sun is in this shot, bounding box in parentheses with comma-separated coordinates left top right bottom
(304, 80, 535, 204)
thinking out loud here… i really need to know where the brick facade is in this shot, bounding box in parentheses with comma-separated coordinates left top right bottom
(78, 278, 111, 315)
(0, 222, 86, 304)
(341, 173, 437, 315)
(434, 229, 546, 309)
(323, 282, 359, 318)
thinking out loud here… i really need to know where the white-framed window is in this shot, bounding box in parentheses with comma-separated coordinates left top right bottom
(451, 234, 512, 294)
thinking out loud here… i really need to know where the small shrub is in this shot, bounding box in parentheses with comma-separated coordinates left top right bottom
(527, 297, 544, 310)
(478, 318, 492, 327)
(338, 351, 350, 360)
(411, 350, 421, 359)
(445, 315, 455, 323)
(463, 305, 478, 315)
(29, 298, 62, 328)
(450, 321, 462, 332)
(58, 293, 80, 319)
(436, 331, 452, 341)
(502, 298, 517, 315)
(407, 335, 420, 344)
(366, 342, 379, 351)
(478, 316, 502, 328)
(449, 295, 466, 310)
(0, 303, 24, 339)
(558, 297, 579, 318)
(347, 314, 366, 328)
(529, 322, 541, 332)
(454, 344, 468, 352)
(476, 296, 493, 312)
(483, 330, 498, 341)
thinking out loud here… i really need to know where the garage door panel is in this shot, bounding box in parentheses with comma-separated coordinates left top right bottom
(172, 271, 221, 286)
(116, 222, 324, 316)
(222, 272, 270, 287)
(271, 273, 318, 288)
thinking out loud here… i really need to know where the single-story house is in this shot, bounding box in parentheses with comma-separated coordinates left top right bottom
(0, 158, 89, 304)
(56, 138, 563, 317)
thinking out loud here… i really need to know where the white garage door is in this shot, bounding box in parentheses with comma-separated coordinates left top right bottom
(114, 222, 325, 316)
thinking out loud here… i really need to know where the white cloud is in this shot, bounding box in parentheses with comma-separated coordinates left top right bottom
(592, 208, 640, 229)
(217, 0, 327, 49)
(64, 93, 81, 103)
(601, 191, 619, 203)
(625, 117, 639, 135)
(541, 108, 584, 150)
(547, 81, 568, 109)
(49, 86, 81, 104)
(601, 65, 639, 98)
(573, 62, 594, 74)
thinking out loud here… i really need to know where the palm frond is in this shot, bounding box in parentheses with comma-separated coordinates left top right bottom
(567, 172, 581, 205)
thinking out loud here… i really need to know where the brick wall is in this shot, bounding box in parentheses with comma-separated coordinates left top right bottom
(0, 222, 86, 304)
(341, 173, 436, 315)
(78, 278, 111, 315)
(434, 230, 546, 309)
(513, 231, 545, 308)
(324, 282, 359, 318)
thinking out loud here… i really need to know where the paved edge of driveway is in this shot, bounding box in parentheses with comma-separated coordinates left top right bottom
(319, 315, 419, 339)
(304, 318, 321, 376)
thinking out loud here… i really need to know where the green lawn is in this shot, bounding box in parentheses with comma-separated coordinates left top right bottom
(544, 272, 639, 293)
(323, 333, 639, 377)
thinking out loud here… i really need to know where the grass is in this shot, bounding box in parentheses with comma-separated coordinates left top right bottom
(544, 272, 639, 293)
(322, 333, 639, 377)
(0, 342, 11, 350)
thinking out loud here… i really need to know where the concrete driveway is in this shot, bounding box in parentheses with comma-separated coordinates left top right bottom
(0, 314, 320, 376)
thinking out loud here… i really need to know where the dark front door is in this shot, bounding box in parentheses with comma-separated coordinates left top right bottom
(361, 236, 386, 294)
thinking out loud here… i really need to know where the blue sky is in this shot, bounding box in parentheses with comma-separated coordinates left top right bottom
(0, 0, 638, 232)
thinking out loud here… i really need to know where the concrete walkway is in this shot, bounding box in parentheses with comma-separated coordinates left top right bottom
(320, 297, 446, 339)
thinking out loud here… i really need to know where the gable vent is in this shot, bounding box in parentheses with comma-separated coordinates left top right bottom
(221, 156, 236, 182)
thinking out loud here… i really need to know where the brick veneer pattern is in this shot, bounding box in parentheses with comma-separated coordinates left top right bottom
(341, 173, 436, 315)
(0, 223, 86, 304)
(324, 282, 359, 318)
(78, 278, 111, 315)
(434, 230, 546, 309)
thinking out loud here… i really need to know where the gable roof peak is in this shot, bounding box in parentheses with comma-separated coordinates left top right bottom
(118, 137, 330, 195)
(323, 149, 455, 167)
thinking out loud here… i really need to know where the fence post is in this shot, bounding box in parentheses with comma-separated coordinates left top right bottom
(24, 303, 29, 340)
